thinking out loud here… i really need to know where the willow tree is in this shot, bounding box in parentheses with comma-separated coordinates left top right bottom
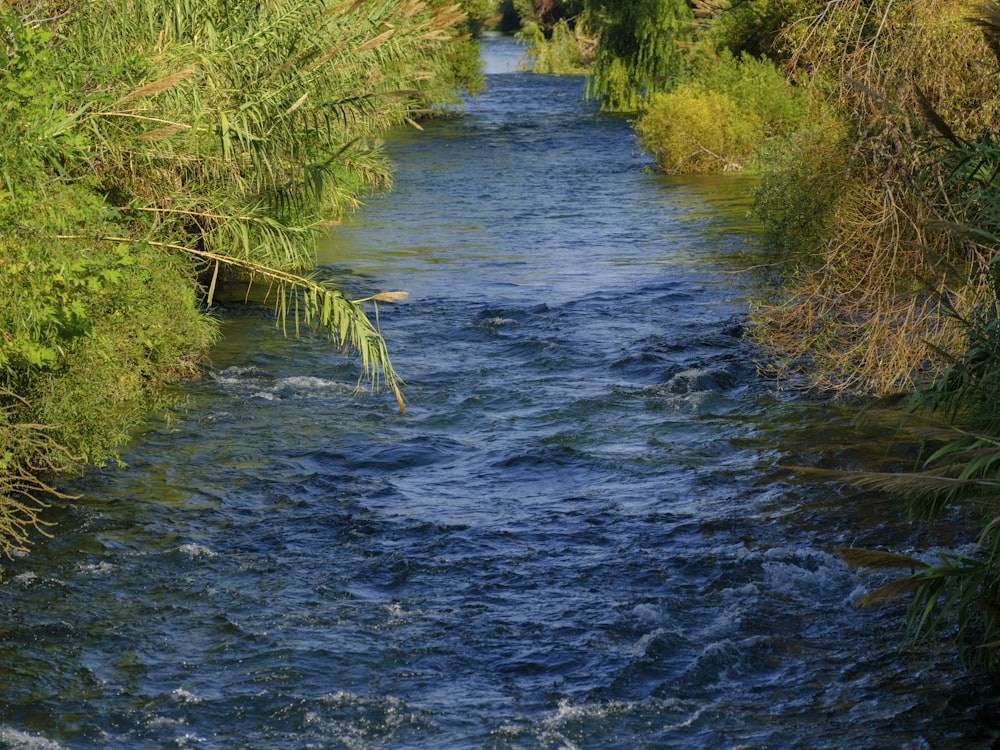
(585, 0, 693, 111)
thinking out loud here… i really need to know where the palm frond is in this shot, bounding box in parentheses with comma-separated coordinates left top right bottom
(855, 575, 927, 607)
(55, 233, 405, 413)
(837, 547, 931, 571)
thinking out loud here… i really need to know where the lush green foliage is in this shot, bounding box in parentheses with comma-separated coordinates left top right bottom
(696, 0, 811, 60)
(518, 16, 592, 74)
(750, 124, 847, 263)
(0, 0, 473, 558)
(585, 0, 692, 111)
(635, 50, 809, 174)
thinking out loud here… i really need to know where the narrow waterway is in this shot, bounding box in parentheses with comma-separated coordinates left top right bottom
(1, 36, 998, 749)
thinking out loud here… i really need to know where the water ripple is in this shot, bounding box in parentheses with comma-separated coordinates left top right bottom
(1, 35, 999, 750)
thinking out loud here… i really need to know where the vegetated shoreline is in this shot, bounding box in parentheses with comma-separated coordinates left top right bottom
(0, 0, 482, 562)
(6, 0, 1000, 670)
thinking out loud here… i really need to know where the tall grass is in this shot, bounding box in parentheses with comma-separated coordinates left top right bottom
(835, 2, 1000, 670)
(0, 0, 473, 559)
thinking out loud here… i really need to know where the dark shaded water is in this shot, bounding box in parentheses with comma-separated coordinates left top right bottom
(2, 36, 999, 749)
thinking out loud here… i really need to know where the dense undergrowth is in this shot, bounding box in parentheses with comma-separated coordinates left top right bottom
(0, 0, 479, 559)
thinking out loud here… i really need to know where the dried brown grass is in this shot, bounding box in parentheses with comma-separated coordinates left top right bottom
(751, 0, 1000, 395)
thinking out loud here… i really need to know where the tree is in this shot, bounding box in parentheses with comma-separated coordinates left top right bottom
(585, 0, 693, 111)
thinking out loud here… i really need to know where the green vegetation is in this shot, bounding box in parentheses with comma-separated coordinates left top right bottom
(635, 50, 809, 174)
(746, 0, 1000, 396)
(0, 0, 477, 559)
(502, 1, 692, 105)
(518, 16, 592, 74)
(508, 1, 811, 171)
(833, 7, 1000, 669)
(585, 0, 692, 111)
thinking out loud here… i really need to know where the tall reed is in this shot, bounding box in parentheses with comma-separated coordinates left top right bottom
(0, 0, 473, 559)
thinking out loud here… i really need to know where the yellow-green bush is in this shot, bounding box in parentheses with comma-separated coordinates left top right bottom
(636, 85, 742, 173)
(635, 51, 809, 174)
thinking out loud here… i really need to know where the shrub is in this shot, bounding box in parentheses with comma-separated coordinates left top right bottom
(696, 0, 814, 60)
(635, 51, 809, 174)
(636, 85, 742, 173)
(747, 0, 1000, 395)
(751, 123, 847, 263)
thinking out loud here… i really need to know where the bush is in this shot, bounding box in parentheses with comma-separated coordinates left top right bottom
(636, 85, 742, 173)
(587, 0, 693, 112)
(746, 0, 1000, 395)
(635, 51, 809, 174)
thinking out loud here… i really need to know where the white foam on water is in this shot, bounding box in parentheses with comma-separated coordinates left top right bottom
(178, 543, 216, 558)
(630, 626, 685, 658)
(281, 375, 351, 392)
(171, 688, 202, 704)
(9, 572, 38, 588)
(631, 602, 668, 627)
(173, 733, 208, 748)
(77, 561, 115, 576)
(0, 727, 65, 750)
(236, 375, 356, 402)
(760, 548, 848, 604)
(305, 692, 415, 750)
(145, 715, 187, 730)
(509, 696, 703, 749)
(212, 365, 270, 384)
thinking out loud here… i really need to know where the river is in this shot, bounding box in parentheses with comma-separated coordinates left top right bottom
(1, 35, 998, 750)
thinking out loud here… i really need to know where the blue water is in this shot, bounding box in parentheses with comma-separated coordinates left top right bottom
(1, 36, 998, 750)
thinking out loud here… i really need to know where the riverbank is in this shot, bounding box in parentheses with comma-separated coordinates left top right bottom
(0, 1, 479, 559)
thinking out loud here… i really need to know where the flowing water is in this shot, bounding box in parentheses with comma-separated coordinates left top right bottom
(2, 36, 999, 750)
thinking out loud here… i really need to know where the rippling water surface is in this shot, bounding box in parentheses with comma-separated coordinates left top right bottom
(2, 36, 999, 750)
